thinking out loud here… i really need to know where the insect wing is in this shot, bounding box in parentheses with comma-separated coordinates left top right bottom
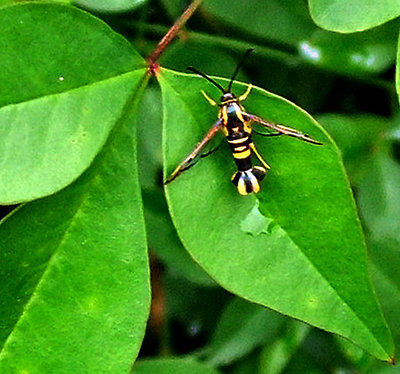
(245, 113, 322, 145)
(165, 119, 223, 184)
(251, 121, 283, 137)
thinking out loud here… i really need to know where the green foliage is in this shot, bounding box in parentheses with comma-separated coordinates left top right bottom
(308, 0, 400, 32)
(0, 3, 149, 373)
(0, 0, 399, 373)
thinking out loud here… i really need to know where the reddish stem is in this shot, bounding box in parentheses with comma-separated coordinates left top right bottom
(147, 0, 203, 74)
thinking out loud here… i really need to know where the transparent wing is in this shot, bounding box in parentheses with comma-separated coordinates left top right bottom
(165, 119, 223, 184)
(245, 113, 322, 145)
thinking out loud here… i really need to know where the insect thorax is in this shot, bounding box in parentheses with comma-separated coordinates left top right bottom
(219, 101, 251, 137)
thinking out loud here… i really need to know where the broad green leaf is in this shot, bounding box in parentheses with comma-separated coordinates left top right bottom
(132, 358, 222, 374)
(308, 0, 400, 32)
(74, 0, 147, 13)
(160, 69, 394, 360)
(204, 298, 284, 366)
(203, 0, 316, 48)
(0, 77, 149, 372)
(0, 3, 146, 204)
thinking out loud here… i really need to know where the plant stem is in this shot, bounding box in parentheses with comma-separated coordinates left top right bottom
(147, 0, 203, 67)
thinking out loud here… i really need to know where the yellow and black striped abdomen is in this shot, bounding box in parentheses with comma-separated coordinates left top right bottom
(227, 134, 253, 171)
(227, 134, 267, 195)
(223, 102, 267, 194)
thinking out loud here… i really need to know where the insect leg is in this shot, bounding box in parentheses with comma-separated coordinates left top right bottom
(249, 143, 271, 170)
(201, 90, 218, 106)
(238, 84, 253, 102)
(165, 119, 223, 184)
(245, 113, 322, 145)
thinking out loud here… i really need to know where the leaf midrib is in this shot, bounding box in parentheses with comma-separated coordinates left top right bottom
(0, 69, 145, 111)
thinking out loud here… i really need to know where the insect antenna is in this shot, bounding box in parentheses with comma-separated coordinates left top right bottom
(186, 67, 226, 93)
(227, 48, 254, 92)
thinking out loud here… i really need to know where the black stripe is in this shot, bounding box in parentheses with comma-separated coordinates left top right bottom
(232, 172, 240, 186)
(233, 155, 252, 171)
(244, 174, 254, 193)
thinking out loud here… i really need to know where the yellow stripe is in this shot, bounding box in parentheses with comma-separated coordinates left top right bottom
(236, 110, 245, 123)
(234, 145, 247, 152)
(228, 137, 248, 144)
(233, 149, 251, 159)
(221, 107, 228, 125)
(237, 178, 248, 195)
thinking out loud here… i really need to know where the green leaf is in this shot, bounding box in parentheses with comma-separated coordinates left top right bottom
(308, 0, 400, 32)
(160, 68, 394, 361)
(204, 298, 284, 366)
(0, 3, 146, 204)
(298, 23, 397, 75)
(0, 76, 149, 373)
(203, 0, 316, 47)
(74, 0, 147, 13)
(132, 358, 222, 374)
